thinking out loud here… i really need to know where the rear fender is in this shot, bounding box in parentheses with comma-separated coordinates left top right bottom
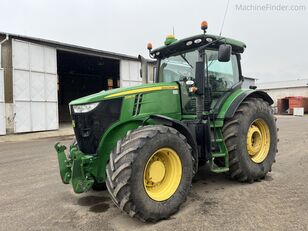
(218, 90, 274, 119)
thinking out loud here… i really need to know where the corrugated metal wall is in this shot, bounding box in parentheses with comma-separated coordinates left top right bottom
(120, 60, 142, 87)
(242, 78, 256, 89)
(0, 36, 153, 134)
(12, 39, 58, 133)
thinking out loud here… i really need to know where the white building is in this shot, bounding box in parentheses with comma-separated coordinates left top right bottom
(257, 79, 308, 107)
(0, 32, 154, 135)
(242, 77, 256, 89)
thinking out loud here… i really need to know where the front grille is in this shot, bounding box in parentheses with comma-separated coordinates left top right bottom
(71, 98, 123, 154)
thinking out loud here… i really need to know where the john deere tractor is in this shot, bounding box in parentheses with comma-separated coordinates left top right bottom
(55, 21, 277, 222)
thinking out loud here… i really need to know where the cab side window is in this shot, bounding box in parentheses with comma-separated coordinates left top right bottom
(207, 53, 239, 96)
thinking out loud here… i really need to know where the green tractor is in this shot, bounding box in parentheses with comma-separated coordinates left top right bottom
(55, 21, 277, 222)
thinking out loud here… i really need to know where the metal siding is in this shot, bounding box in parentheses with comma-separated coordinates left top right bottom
(258, 79, 308, 90)
(14, 101, 31, 133)
(242, 78, 255, 89)
(129, 61, 141, 82)
(30, 72, 45, 101)
(45, 73, 57, 101)
(120, 60, 142, 87)
(0, 69, 5, 134)
(30, 44, 44, 72)
(31, 102, 46, 131)
(12, 40, 29, 70)
(45, 102, 58, 130)
(44, 47, 57, 74)
(121, 80, 131, 87)
(120, 60, 130, 81)
(262, 88, 308, 107)
(12, 39, 58, 133)
(13, 70, 30, 101)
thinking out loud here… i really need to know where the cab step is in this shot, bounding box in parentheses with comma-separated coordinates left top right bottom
(209, 127, 229, 173)
(211, 167, 229, 173)
(212, 152, 226, 158)
(211, 138, 223, 143)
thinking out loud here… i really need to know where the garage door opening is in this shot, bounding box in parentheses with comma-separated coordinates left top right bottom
(57, 50, 120, 122)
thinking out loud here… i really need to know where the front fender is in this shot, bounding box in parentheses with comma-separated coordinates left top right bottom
(149, 114, 199, 171)
(94, 119, 146, 181)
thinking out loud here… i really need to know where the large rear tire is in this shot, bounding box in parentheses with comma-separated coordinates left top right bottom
(106, 125, 194, 222)
(222, 98, 277, 182)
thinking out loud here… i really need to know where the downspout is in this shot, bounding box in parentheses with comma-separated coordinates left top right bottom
(0, 34, 9, 134)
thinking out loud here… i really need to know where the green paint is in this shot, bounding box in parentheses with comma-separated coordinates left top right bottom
(217, 88, 253, 119)
(55, 83, 182, 190)
(55, 143, 71, 184)
(55, 143, 95, 193)
(152, 33, 246, 57)
(69, 82, 179, 105)
(164, 37, 178, 45)
(54, 31, 267, 193)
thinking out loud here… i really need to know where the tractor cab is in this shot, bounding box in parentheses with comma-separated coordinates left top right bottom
(147, 23, 246, 116)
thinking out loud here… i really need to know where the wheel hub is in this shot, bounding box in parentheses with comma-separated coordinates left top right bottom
(246, 119, 271, 163)
(144, 148, 182, 201)
(148, 160, 166, 183)
(247, 125, 262, 155)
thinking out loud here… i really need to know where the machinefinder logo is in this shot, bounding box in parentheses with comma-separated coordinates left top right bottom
(235, 3, 306, 12)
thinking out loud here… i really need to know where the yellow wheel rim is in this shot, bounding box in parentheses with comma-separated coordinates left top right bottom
(143, 148, 182, 201)
(246, 119, 271, 163)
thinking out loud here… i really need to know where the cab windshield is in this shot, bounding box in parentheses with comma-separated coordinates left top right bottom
(158, 50, 198, 83)
(158, 49, 240, 92)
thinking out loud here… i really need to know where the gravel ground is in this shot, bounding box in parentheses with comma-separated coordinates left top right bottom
(0, 116, 307, 231)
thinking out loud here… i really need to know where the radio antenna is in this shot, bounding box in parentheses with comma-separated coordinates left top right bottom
(219, 0, 230, 36)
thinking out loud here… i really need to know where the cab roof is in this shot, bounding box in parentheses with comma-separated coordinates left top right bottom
(151, 34, 246, 59)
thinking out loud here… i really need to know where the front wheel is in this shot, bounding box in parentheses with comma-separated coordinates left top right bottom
(106, 125, 194, 222)
(222, 98, 278, 182)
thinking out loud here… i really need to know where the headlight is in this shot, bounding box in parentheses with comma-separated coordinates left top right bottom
(72, 102, 99, 113)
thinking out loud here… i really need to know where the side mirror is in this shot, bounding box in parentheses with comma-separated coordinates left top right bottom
(138, 55, 148, 84)
(218, 44, 232, 62)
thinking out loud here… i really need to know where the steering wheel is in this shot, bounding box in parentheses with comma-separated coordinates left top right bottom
(221, 78, 234, 89)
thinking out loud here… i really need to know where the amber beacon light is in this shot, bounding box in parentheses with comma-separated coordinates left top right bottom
(147, 42, 153, 51)
(201, 21, 208, 32)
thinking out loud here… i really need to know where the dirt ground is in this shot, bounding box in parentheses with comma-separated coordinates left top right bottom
(0, 116, 307, 231)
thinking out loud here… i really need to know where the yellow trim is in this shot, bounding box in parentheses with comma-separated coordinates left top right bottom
(105, 86, 178, 98)
(124, 95, 135, 99)
(143, 148, 182, 201)
(166, 34, 176, 39)
(246, 119, 271, 163)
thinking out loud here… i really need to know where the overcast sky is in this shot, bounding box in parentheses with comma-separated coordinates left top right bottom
(0, 0, 307, 82)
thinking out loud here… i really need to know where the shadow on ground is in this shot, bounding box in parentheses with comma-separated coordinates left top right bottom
(78, 195, 111, 213)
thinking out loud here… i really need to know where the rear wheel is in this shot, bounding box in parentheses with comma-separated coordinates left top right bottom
(106, 125, 194, 222)
(222, 98, 277, 182)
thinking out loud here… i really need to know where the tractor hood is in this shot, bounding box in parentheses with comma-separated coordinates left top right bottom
(69, 82, 179, 105)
